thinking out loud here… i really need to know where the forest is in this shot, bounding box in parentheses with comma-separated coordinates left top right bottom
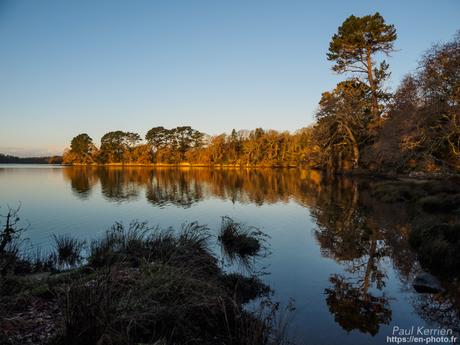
(62, 127, 315, 167)
(62, 13, 459, 175)
(0, 154, 62, 164)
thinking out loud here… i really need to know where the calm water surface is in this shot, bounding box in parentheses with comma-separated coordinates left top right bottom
(1, 165, 459, 344)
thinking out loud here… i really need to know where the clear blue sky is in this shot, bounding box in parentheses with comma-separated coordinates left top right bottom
(0, 0, 458, 156)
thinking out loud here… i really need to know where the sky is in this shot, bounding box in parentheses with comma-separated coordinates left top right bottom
(0, 0, 459, 156)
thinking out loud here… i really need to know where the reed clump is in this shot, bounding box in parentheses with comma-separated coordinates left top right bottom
(218, 216, 269, 260)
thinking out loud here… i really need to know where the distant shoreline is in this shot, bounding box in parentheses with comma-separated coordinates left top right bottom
(0, 153, 62, 164)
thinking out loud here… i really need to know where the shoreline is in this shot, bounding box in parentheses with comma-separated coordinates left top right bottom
(60, 164, 460, 180)
(64, 162, 304, 168)
(2, 162, 459, 180)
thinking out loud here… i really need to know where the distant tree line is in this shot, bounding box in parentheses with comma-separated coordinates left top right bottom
(63, 13, 459, 173)
(0, 153, 62, 164)
(63, 126, 317, 166)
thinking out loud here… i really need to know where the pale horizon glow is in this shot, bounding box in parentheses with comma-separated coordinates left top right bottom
(0, 0, 459, 157)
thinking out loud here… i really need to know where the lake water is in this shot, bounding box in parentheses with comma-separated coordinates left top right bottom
(1, 164, 459, 344)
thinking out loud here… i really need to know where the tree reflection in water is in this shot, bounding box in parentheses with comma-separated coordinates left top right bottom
(62, 166, 460, 336)
(65, 166, 98, 199)
(311, 178, 391, 335)
(325, 275, 391, 335)
(63, 167, 308, 206)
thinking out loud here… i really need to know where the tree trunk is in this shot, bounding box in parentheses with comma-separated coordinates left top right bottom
(366, 48, 379, 120)
(343, 124, 360, 168)
(363, 233, 377, 296)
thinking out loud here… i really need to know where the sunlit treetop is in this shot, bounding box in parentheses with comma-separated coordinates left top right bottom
(327, 12, 397, 75)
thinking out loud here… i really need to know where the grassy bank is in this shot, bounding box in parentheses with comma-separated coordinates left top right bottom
(0, 214, 292, 345)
